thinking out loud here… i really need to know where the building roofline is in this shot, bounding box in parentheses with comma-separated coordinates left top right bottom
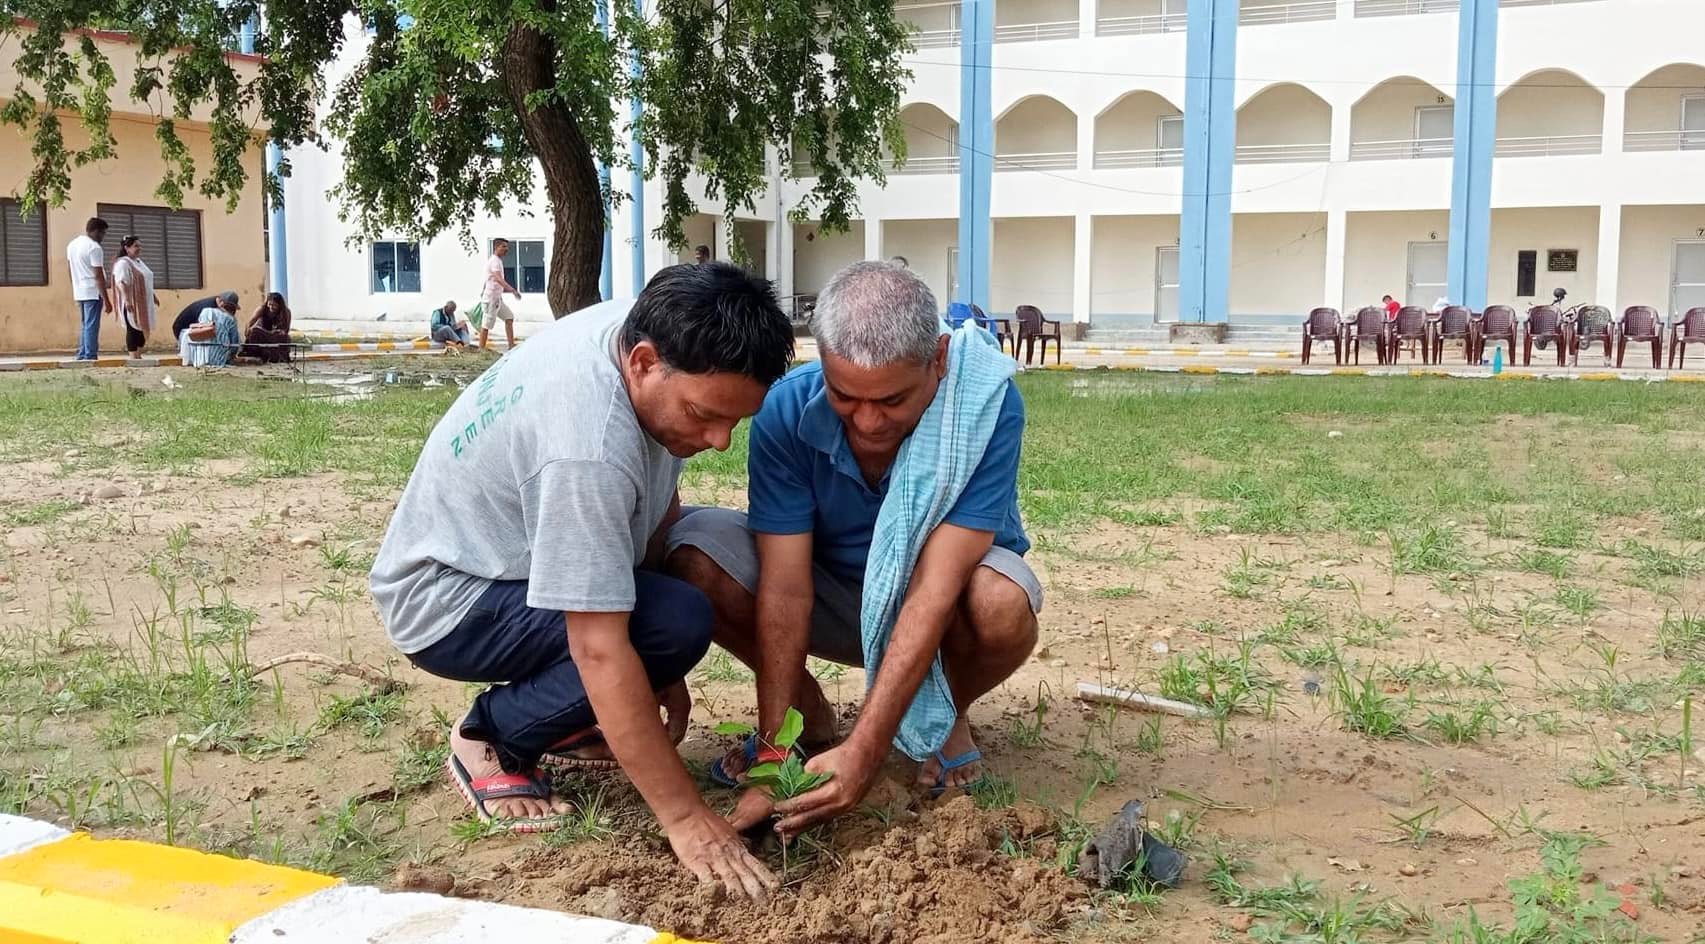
(9, 17, 266, 65)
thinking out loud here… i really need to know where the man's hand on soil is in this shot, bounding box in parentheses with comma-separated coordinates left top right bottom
(660, 680, 691, 745)
(667, 806, 778, 902)
(772, 742, 880, 837)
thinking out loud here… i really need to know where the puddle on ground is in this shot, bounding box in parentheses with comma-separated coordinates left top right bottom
(283, 367, 475, 402)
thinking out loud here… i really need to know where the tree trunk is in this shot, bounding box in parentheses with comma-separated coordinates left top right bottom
(499, 21, 604, 316)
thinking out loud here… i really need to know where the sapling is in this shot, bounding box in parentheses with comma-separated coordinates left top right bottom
(714, 706, 833, 879)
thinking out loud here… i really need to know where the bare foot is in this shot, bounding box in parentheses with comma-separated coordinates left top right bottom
(915, 716, 980, 791)
(449, 723, 571, 820)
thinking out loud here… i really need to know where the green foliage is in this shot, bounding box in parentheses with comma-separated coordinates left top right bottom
(2, 0, 910, 309)
(714, 706, 830, 800)
(1443, 833, 1650, 944)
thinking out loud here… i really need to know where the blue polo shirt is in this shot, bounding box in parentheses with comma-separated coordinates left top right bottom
(746, 361, 1029, 580)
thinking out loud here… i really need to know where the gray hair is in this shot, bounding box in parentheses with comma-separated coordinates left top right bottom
(812, 261, 941, 367)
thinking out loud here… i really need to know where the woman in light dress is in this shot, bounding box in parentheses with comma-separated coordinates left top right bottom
(111, 235, 158, 361)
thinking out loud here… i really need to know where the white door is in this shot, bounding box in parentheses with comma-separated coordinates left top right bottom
(1155, 246, 1180, 323)
(1682, 95, 1705, 151)
(1674, 241, 1705, 317)
(1414, 105, 1453, 157)
(947, 247, 959, 302)
(1406, 241, 1449, 305)
(1157, 115, 1184, 166)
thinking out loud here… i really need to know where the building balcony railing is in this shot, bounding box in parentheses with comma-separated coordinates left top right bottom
(1501, 0, 1604, 8)
(1494, 134, 1602, 157)
(1241, 1, 1337, 26)
(907, 25, 960, 48)
(1235, 142, 1330, 164)
(1096, 11, 1189, 37)
(1355, 0, 1458, 17)
(996, 150, 1079, 171)
(1094, 147, 1185, 169)
(1349, 137, 1453, 160)
(1624, 130, 1705, 153)
(994, 20, 1079, 43)
(883, 155, 960, 175)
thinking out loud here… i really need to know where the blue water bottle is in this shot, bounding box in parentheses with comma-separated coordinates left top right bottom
(1491, 346, 1503, 375)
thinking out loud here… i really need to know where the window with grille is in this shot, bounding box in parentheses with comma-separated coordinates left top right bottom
(0, 199, 47, 286)
(490, 238, 547, 294)
(95, 203, 204, 289)
(371, 240, 422, 293)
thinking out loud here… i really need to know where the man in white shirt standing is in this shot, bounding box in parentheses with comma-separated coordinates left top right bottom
(67, 217, 112, 360)
(477, 238, 522, 351)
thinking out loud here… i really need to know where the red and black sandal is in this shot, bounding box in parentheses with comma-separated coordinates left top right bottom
(539, 726, 622, 772)
(445, 754, 567, 834)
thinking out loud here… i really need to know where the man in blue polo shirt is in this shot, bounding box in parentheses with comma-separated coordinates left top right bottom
(668, 261, 1040, 835)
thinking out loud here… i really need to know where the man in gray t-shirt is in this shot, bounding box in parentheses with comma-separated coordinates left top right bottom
(370, 263, 793, 900)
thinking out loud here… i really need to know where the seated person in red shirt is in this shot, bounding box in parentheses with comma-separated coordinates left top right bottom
(1383, 295, 1401, 320)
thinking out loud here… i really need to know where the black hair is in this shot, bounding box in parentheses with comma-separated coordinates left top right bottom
(120, 235, 141, 250)
(493, 237, 510, 248)
(622, 262, 794, 385)
(86, 217, 109, 236)
(694, 245, 710, 256)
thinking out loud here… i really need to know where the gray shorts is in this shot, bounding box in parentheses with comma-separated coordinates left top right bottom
(666, 506, 1043, 667)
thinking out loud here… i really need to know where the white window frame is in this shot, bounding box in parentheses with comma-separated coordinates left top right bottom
(1681, 94, 1705, 151)
(490, 237, 548, 295)
(1673, 239, 1705, 317)
(1155, 245, 1181, 323)
(370, 239, 422, 294)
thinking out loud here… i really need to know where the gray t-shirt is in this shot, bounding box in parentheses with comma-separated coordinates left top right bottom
(370, 299, 682, 654)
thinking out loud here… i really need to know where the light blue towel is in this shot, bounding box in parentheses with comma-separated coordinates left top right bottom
(860, 320, 1017, 760)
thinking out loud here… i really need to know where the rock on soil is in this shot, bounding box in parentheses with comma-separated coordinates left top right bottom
(537, 796, 1086, 944)
(392, 863, 456, 896)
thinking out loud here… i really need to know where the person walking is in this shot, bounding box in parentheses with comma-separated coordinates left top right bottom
(111, 235, 158, 361)
(477, 238, 522, 350)
(67, 217, 113, 360)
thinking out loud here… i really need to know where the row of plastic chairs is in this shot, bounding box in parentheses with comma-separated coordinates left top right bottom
(1303, 305, 1705, 369)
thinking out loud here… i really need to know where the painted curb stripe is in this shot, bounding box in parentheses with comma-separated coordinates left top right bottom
(230, 885, 659, 944)
(0, 832, 339, 943)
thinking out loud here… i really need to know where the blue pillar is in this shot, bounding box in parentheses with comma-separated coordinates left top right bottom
(628, 0, 646, 297)
(1178, 0, 1237, 324)
(955, 0, 993, 310)
(1447, 0, 1497, 311)
(597, 1, 614, 300)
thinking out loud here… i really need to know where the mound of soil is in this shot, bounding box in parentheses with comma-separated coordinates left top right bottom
(522, 796, 1088, 944)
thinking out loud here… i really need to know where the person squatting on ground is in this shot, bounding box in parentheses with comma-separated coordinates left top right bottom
(370, 262, 795, 900)
(242, 292, 294, 363)
(430, 300, 473, 350)
(667, 260, 1042, 840)
(477, 238, 522, 350)
(178, 291, 242, 368)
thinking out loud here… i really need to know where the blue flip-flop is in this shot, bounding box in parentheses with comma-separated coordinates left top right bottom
(928, 748, 985, 797)
(709, 734, 762, 789)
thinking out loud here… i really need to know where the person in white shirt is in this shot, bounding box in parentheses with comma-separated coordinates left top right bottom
(476, 238, 522, 351)
(66, 217, 112, 360)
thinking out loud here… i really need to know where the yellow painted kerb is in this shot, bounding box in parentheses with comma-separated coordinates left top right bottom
(650, 935, 718, 944)
(0, 833, 338, 944)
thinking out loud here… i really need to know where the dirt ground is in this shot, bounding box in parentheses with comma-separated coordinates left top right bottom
(3, 366, 1703, 943)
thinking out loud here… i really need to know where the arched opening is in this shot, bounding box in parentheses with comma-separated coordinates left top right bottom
(1235, 83, 1331, 163)
(1624, 63, 1705, 152)
(995, 96, 1078, 171)
(890, 103, 959, 175)
(1093, 91, 1185, 168)
(1349, 77, 1455, 160)
(1496, 69, 1604, 157)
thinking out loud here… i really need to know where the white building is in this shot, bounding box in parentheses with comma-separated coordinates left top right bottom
(287, 0, 1705, 340)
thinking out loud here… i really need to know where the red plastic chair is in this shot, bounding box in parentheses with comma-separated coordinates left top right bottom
(1301, 307, 1343, 365)
(1346, 306, 1387, 365)
(1671, 308, 1705, 370)
(1617, 306, 1664, 369)
(1431, 306, 1473, 364)
(1568, 305, 1613, 367)
(1522, 305, 1566, 367)
(1388, 306, 1430, 364)
(1015, 304, 1062, 366)
(1473, 305, 1518, 365)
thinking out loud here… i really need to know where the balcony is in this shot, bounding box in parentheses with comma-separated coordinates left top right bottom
(898, 2, 958, 49)
(997, 95, 1078, 171)
(1355, 0, 1457, 16)
(1236, 142, 1331, 164)
(885, 155, 960, 175)
(1624, 130, 1705, 153)
(1624, 64, 1705, 155)
(997, 151, 1078, 172)
(995, 0, 1079, 43)
(1494, 134, 1602, 158)
(1241, 0, 1337, 26)
(1096, 0, 1188, 37)
(1350, 138, 1452, 160)
(1094, 91, 1184, 169)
